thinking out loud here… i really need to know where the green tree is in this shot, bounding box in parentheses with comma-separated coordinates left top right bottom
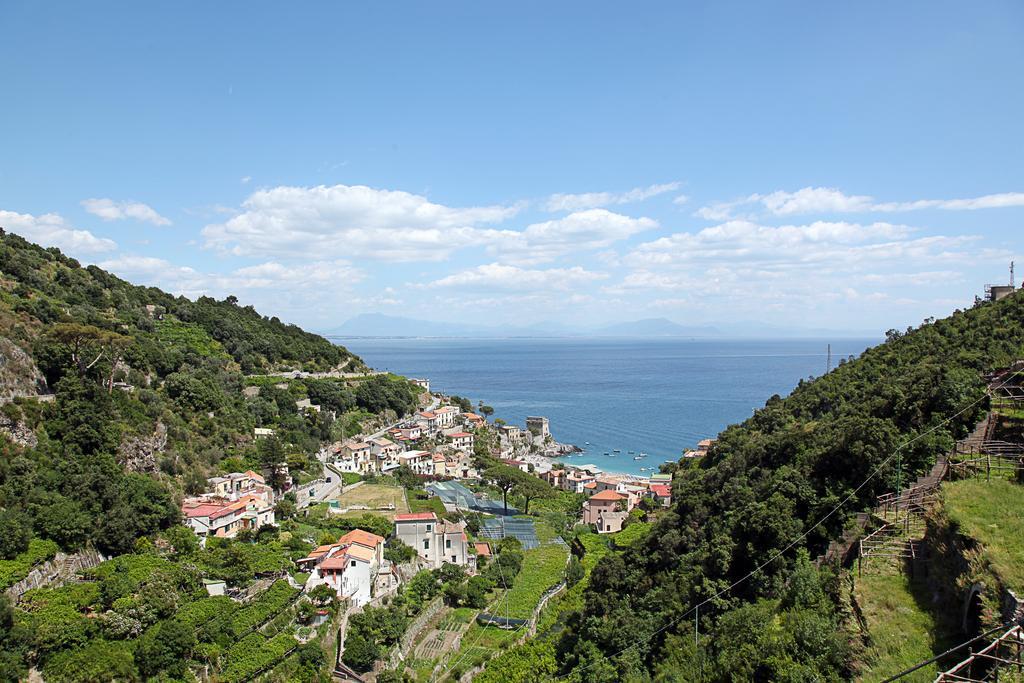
(483, 464, 521, 513)
(384, 539, 416, 565)
(135, 619, 196, 679)
(514, 474, 553, 515)
(0, 510, 31, 559)
(341, 632, 379, 672)
(257, 436, 288, 491)
(43, 639, 139, 682)
(565, 555, 584, 587)
(309, 584, 337, 608)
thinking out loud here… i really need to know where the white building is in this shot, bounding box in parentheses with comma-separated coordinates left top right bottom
(370, 437, 402, 469)
(433, 406, 460, 429)
(416, 410, 441, 435)
(393, 513, 469, 568)
(397, 450, 434, 475)
(335, 440, 373, 473)
(447, 431, 474, 453)
(298, 529, 386, 607)
(181, 494, 276, 541)
(181, 471, 277, 542)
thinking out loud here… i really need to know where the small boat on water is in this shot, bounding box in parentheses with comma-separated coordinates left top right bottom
(613, 449, 621, 453)
(633, 456, 643, 461)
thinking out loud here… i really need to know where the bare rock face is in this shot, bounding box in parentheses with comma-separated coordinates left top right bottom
(117, 421, 168, 473)
(0, 336, 47, 401)
(0, 413, 38, 449)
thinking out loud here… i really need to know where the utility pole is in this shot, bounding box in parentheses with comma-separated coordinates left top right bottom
(695, 603, 701, 680)
(1011, 261, 1016, 289)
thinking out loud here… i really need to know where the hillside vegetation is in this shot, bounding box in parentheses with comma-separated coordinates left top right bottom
(481, 291, 1024, 681)
(0, 232, 427, 680)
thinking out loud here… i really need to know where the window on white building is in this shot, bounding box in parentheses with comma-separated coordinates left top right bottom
(423, 539, 429, 550)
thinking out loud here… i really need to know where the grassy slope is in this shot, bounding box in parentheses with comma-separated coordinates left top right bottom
(854, 571, 938, 681)
(435, 520, 568, 680)
(943, 478, 1024, 593)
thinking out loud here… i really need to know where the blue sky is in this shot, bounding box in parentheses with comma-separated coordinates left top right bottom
(2, 1, 1022, 334)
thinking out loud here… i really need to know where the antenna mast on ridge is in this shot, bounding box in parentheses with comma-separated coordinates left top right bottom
(827, 343, 832, 374)
(1012, 261, 1016, 289)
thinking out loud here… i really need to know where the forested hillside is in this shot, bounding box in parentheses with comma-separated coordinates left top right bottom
(0, 232, 429, 680)
(490, 291, 1024, 681)
(0, 232, 412, 554)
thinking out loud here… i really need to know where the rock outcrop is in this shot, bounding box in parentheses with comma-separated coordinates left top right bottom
(0, 336, 47, 401)
(0, 412, 37, 449)
(117, 421, 168, 473)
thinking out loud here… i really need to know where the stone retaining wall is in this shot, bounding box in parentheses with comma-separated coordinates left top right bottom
(5, 547, 106, 602)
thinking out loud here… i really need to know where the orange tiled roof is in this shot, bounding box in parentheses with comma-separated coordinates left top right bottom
(588, 490, 626, 502)
(345, 544, 375, 562)
(338, 529, 385, 549)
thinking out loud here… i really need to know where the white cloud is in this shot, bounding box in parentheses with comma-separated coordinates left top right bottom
(98, 255, 361, 299)
(489, 209, 657, 264)
(0, 209, 117, 254)
(626, 220, 930, 268)
(693, 201, 738, 221)
(758, 187, 874, 215)
(609, 219, 990, 315)
(424, 262, 607, 291)
(202, 183, 521, 262)
(81, 198, 172, 226)
(695, 187, 1024, 219)
(544, 182, 681, 212)
(872, 192, 1024, 212)
(672, 194, 690, 206)
(241, 176, 252, 184)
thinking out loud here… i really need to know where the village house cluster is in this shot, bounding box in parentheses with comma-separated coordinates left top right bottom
(188, 379, 684, 609)
(294, 512, 471, 607)
(542, 464, 675, 534)
(326, 401, 483, 480)
(180, 470, 278, 541)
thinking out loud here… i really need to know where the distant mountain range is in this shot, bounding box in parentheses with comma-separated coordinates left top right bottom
(322, 313, 876, 339)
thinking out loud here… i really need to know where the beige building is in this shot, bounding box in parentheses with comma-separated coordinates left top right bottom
(393, 512, 469, 568)
(583, 490, 629, 533)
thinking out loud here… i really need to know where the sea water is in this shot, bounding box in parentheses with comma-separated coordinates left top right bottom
(338, 337, 876, 476)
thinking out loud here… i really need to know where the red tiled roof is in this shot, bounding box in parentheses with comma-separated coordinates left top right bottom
(394, 512, 438, 522)
(473, 542, 491, 557)
(448, 432, 472, 438)
(649, 484, 672, 497)
(588, 490, 626, 502)
(182, 504, 223, 518)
